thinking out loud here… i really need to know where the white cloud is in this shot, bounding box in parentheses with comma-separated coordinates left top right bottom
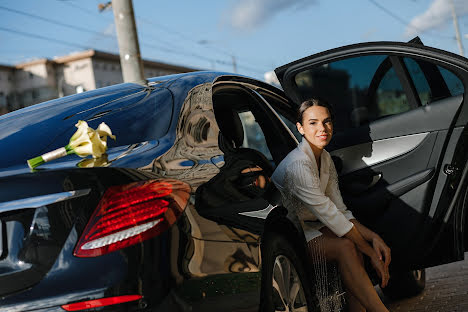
(405, 0, 468, 38)
(227, 0, 316, 31)
(264, 70, 281, 87)
(102, 22, 116, 36)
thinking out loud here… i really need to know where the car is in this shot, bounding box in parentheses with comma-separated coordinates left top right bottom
(0, 39, 467, 311)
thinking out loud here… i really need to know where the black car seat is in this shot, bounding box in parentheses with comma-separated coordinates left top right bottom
(215, 106, 273, 198)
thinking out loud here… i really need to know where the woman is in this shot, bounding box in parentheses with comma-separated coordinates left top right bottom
(271, 98, 391, 312)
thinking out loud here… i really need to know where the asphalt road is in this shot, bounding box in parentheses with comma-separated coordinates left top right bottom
(378, 252, 468, 312)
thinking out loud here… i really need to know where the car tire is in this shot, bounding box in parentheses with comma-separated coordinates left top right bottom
(260, 232, 318, 312)
(381, 269, 426, 299)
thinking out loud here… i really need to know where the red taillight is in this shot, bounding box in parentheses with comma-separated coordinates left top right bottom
(74, 179, 190, 257)
(61, 295, 142, 311)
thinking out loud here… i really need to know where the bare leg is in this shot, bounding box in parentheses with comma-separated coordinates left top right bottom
(308, 227, 388, 312)
(345, 249, 366, 312)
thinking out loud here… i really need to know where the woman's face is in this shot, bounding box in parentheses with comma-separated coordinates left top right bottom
(296, 105, 333, 150)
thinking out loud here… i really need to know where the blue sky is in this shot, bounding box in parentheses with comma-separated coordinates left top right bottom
(1, 0, 468, 81)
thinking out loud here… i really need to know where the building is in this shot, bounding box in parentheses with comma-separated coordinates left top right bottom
(0, 50, 198, 115)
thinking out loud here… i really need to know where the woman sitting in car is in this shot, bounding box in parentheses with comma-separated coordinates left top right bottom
(272, 98, 391, 312)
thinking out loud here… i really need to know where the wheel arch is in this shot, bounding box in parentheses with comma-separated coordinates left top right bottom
(261, 205, 309, 264)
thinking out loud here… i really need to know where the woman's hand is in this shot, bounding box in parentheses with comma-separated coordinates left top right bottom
(370, 253, 389, 288)
(371, 235, 391, 287)
(372, 235, 391, 269)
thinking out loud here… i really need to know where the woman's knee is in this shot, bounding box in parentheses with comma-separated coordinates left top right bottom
(338, 238, 358, 259)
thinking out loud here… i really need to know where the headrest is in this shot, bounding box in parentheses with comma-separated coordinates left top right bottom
(215, 107, 244, 148)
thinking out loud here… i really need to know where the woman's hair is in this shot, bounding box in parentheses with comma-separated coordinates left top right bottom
(296, 98, 335, 124)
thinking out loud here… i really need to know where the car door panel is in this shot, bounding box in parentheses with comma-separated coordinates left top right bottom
(275, 42, 468, 269)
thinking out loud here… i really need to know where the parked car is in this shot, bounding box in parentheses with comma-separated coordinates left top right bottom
(0, 40, 467, 311)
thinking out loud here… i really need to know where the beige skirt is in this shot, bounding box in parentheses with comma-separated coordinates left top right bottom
(301, 219, 326, 242)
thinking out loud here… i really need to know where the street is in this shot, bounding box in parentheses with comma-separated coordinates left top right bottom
(379, 252, 468, 311)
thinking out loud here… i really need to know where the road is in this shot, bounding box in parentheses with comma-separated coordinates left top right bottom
(378, 252, 468, 311)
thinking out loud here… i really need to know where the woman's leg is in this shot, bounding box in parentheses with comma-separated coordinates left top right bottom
(308, 227, 388, 312)
(345, 249, 366, 312)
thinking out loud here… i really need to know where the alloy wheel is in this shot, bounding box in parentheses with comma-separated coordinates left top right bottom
(272, 255, 308, 312)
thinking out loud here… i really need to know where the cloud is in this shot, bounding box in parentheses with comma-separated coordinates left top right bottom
(264, 70, 281, 87)
(405, 0, 468, 38)
(227, 0, 316, 31)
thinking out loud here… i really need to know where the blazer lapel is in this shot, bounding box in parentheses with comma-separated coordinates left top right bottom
(299, 138, 329, 193)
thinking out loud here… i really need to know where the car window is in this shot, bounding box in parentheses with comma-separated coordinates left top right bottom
(274, 112, 301, 142)
(294, 55, 412, 131)
(438, 66, 464, 96)
(374, 66, 411, 118)
(256, 90, 301, 142)
(238, 111, 273, 161)
(403, 58, 432, 105)
(403, 57, 464, 105)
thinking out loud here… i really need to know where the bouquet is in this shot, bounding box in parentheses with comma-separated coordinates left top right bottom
(27, 120, 116, 169)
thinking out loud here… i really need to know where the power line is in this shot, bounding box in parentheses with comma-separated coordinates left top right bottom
(1, 4, 266, 74)
(367, 0, 455, 40)
(0, 25, 264, 74)
(0, 5, 111, 38)
(60, 0, 109, 18)
(136, 14, 268, 70)
(58, 0, 266, 70)
(0, 26, 91, 50)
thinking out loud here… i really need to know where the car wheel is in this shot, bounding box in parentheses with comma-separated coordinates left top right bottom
(381, 269, 426, 299)
(260, 232, 317, 312)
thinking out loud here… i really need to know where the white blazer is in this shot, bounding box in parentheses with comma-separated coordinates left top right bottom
(272, 138, 355, 242)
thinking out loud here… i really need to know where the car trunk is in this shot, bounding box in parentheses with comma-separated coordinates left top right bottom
(0, 81, 177, 298)
(0, 168, 101, 296)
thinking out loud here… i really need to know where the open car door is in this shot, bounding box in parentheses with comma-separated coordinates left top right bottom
(275, 41, 468, 271)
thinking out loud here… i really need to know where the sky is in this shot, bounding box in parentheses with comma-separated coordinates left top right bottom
(1, 0, 468, 82)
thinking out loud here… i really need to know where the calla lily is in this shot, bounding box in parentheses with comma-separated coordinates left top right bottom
(27, 120, 116, 169)
(77, 154, 109, 168)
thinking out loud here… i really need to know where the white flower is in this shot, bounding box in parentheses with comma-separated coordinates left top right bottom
(68, 121, 116, 158)
(27, 120, 116, 169)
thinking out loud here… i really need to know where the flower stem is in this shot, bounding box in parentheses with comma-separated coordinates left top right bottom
(27, 156, 45, 169)
(65, 144, 74, 155)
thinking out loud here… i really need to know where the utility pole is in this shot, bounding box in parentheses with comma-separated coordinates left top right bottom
(231, 55, 237, 74)
(112, 0, 145, 83)
(449, 0, 464, 57)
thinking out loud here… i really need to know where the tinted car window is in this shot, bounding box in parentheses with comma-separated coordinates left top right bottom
(374, 66, 410, 117)
(439, 66, 464, 96)
(403, 57, 464, 105)
(294, 55, 411, 131)
(403, 58, 432, 105)
(276, 112, 301, 142)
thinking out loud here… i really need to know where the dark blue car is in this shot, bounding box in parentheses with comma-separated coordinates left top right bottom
(0, 41, 468, 311)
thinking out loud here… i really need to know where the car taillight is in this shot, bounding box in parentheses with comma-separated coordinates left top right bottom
(74, 179, 190, 257)
(61, 295, 142, 311)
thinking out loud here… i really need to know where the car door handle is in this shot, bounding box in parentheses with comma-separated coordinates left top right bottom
(368, 173, 382, 189)
(342, 173, 382, 195)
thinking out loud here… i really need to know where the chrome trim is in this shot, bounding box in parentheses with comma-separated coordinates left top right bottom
(331, 133, 429, 174)
(238, 204, 277, 219)
(0, 189, 91, 214)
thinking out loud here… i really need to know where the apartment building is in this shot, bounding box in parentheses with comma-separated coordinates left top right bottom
(0, 50, 197, 115)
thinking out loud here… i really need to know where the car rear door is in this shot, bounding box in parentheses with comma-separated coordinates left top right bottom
(275, 42, 468, 270)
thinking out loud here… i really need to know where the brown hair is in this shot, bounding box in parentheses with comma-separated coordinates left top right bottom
(296, 98, 335, 124)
